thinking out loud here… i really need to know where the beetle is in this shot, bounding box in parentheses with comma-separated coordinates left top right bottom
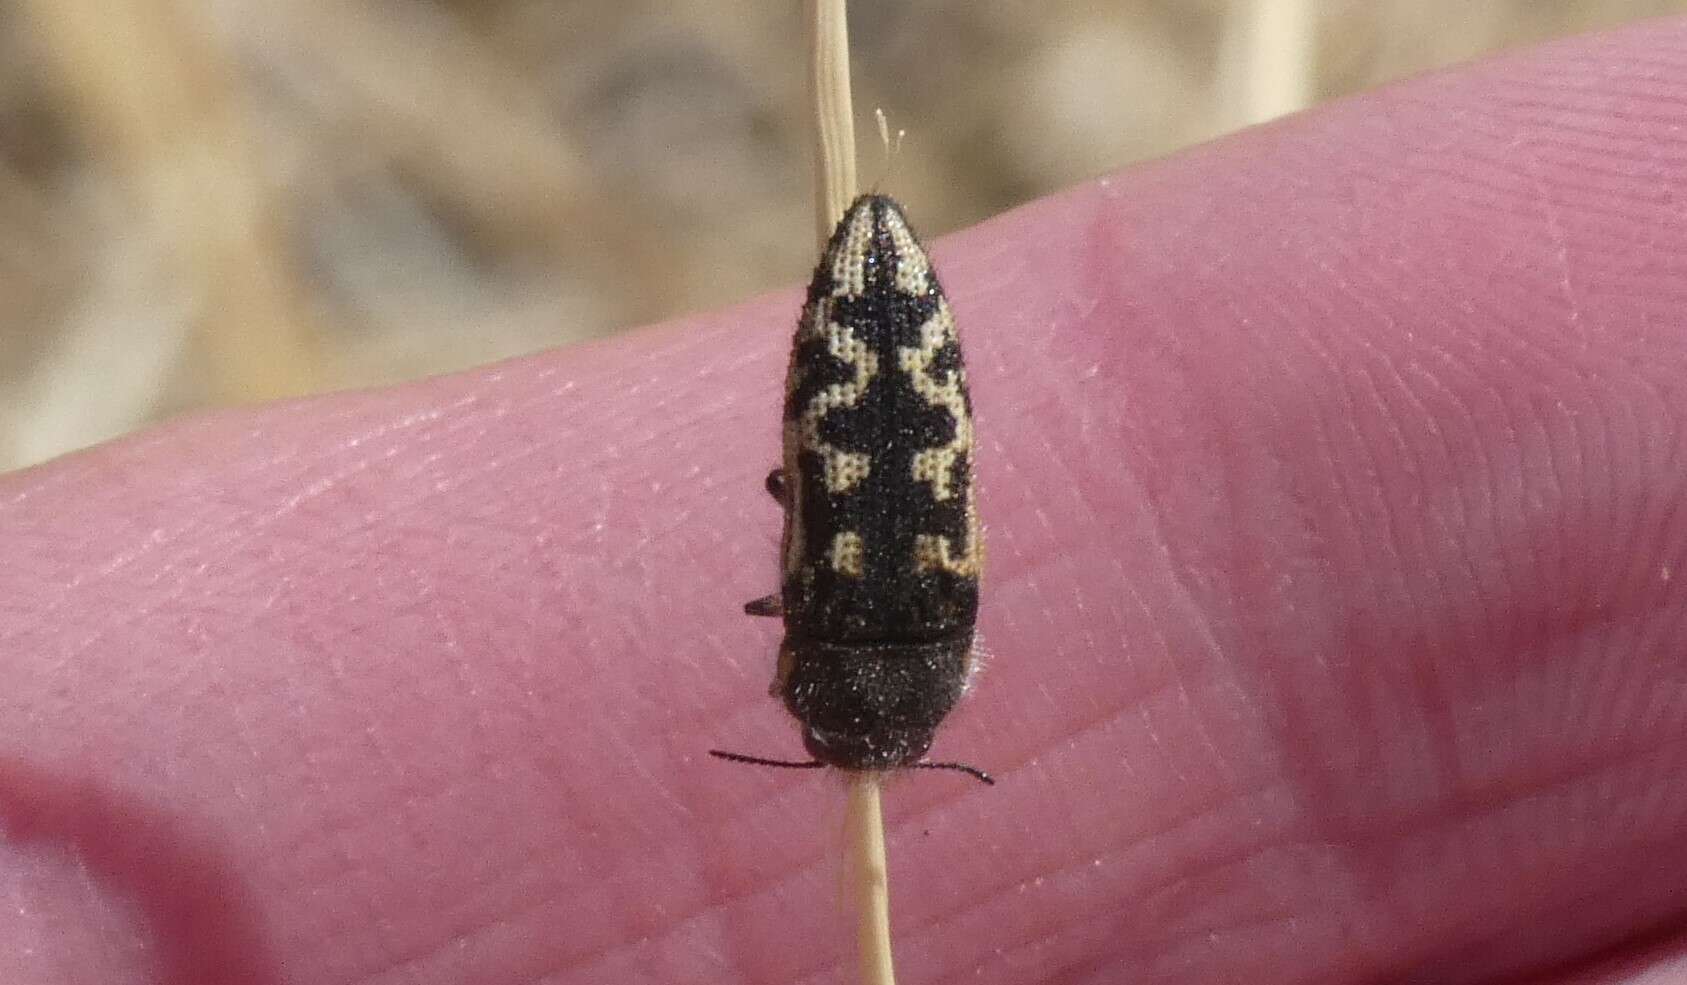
(712, 194, 990, 784)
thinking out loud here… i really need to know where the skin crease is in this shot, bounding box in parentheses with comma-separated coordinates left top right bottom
(7, 19, 1687, 985)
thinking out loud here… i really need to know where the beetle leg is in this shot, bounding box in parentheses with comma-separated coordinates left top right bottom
(765, 468, 789, 507)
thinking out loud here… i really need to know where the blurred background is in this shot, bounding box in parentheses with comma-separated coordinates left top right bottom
(0, 0, 1681, 470)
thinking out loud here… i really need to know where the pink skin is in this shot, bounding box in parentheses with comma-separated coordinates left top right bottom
(5, 19, 1687, 985)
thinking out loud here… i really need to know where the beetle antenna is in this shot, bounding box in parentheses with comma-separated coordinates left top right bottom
(711, 751, 994, 785)
(907, 761, 995, 785)
(709, 749, 827, 770)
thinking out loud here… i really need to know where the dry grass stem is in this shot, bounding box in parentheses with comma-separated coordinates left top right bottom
(847, 775, 897, 985)
(1224, 0, 1316, 126)
(809, 0, 858, 247)
(20, 0, 322, 406)
(0, 3, 1651, 469)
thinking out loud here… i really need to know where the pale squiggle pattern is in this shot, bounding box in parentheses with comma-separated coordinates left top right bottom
(900, 301, 970, 501)
(828, 204, 874, 298)
(785, 203, 872, 579)
(800, 318, 877, 494)
(830, 530, 865, 576)
(914, 476, 980, 577)
(900, 299, 980, 577)
(881, 206, 931, 295)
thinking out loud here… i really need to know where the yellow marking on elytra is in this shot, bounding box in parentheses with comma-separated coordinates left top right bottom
(915, 477, 981, 578)
(829, 204, 875, 299)
(900, 301, 971, 501)
(799, 318, 878, 494)
(914, 534, 977, 577)
(881, 206, 931, 295)
(830, 531, 866, 577)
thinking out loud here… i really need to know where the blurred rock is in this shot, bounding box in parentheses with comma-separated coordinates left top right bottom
(0, 0, 1670, 468)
